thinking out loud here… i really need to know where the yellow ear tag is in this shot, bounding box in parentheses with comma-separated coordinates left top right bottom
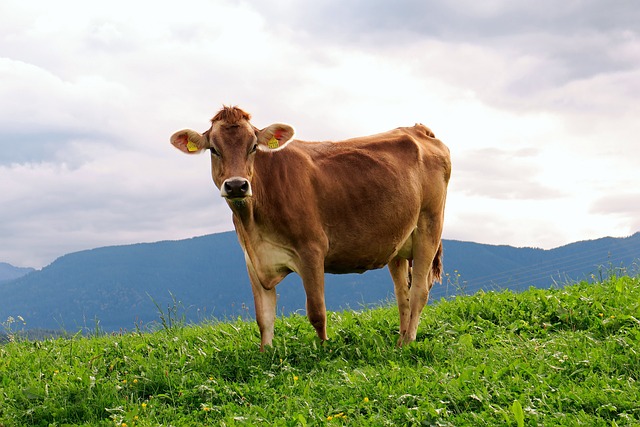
(267, 136, 280, 149)
(186, 140, 198, 152)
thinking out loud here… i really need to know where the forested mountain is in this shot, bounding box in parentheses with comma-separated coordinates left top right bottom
(1, 232, 638, 333)
(0, 262, 34, 284)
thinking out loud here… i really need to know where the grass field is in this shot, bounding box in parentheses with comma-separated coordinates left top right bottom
(1, 274, 639, 426)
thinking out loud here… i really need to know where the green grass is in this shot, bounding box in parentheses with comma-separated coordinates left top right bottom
(1, 275, 639, 426)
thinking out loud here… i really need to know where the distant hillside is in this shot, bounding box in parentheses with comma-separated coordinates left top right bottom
(0, 232, 638, 332)
(0, 262, 35, 284)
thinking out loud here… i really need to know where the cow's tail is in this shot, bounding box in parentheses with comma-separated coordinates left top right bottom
(431, 242, 444, 284)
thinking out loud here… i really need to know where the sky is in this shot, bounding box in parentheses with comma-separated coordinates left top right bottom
(1, 0, 638, 269)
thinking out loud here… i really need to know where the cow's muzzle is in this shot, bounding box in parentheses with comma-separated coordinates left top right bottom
(221, 177, 252, 199)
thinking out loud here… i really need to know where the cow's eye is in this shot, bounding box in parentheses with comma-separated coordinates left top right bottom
(210, 147, 221, 157)
(249, 143, 258, 154)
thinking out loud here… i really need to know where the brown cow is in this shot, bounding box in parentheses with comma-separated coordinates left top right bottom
(171, 106, 451, 350)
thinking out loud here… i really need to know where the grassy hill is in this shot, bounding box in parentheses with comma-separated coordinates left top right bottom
(1, 274, 639, 426)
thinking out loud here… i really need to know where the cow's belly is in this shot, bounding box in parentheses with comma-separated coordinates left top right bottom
(323, 227, 414, 274)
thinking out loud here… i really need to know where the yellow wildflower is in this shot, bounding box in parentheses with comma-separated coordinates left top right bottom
(327, 412, 347, 420)
(293, 375, 299, 381)
(364, 397, 369, 403)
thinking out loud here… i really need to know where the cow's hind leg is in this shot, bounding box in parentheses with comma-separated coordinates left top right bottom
(389, 257, 411, 346)
(300, 265, 328, 342)
(400, 217, 444, 345)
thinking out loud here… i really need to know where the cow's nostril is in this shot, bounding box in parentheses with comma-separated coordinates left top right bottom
(221, 177, 252, 198)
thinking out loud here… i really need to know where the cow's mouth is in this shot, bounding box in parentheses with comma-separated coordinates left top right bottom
(229, 198, 248, 209)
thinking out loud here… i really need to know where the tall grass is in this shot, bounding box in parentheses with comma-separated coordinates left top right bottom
(1, 274, 639, 426)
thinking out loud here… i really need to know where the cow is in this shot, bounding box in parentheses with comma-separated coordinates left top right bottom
(170, 106, 451, 350)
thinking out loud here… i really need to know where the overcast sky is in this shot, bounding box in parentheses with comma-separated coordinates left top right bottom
(1, 0, 638, 269)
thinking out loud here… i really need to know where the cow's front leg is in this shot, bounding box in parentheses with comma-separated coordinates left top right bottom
(246, 262, 277, 351)
(300, 265, 328, 341)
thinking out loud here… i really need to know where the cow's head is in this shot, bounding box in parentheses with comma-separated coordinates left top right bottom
(170, 106, 294, 201)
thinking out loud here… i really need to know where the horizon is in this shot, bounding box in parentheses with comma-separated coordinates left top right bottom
(4, 229, 639, 271)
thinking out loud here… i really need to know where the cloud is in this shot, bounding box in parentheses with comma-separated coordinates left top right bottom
(255, 0, 640, 117)
(0, 58, 131, 164)
(590, 193, 640, 232)
(454, 147, 566, 200)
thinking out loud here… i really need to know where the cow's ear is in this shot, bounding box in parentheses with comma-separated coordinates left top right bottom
(170, 129, 207, 154)
(256, 123, 295, 151)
